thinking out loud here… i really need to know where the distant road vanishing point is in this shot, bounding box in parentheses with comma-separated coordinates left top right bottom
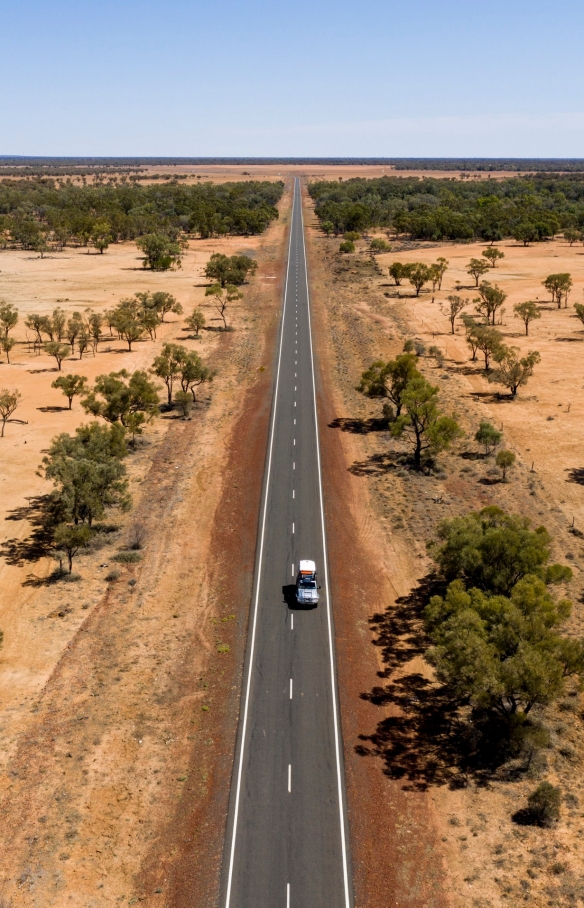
(220, 177, 353, 908)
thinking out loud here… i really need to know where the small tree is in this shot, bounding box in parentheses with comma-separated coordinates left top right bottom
(482, 247, 505, 267)
(1, 337, 16, 363)
(77, 330, 90, 360)
(389, 262, 407, 286)
(435, 257, 448, 290)
(146, 291, 183, 322)
(136, 233, 184, 271)
(179, 351, 214, 401)
(321, 221, 334, 236)
(574, 302, 584, 326)
(44, 342, 71, 371)
(87, 312, 103, 350)
(82, 370, 160, 426)
(496, 449, 516, 480)
(91, 222, 111, 254)
(543, 273, 572, 309)
(408, 263, 432, 297)
(151, 344, 186, 407)
(174, 390, 193, 418)
(66, 314, 84, 353)
(52, 374, 88, 409)
(563, 228, 580, 246)
(0, 388, 21, 437)
(50, 307, 67, 342)
(186, 308, 206, 336)
(475, 420, 502, 455)
(53, 523, 90, 573)
(204, 253, 257, 287)
(474, 281, 507, 325)
(390, 376, 462, 468)
(0, 301, 18, 339)
(370, 238, 390, 253)
(527, 783, 561, 827)
(514, 301, 541, 336)
(357, 353, 420, 418)
(489, 348, 541, 396)
(111, 310, 145, 351)
(467, 258, 490, 287)
(472, 325, 504, 371)
(443, 295, 468, 334)
(339, 240, 354, 253)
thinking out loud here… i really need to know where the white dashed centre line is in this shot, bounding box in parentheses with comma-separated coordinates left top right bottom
(289, 679, 293, 699)
(288, 764, 292, 793)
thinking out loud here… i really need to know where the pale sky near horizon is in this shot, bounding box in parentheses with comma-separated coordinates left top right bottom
(1, 0, 583, 157)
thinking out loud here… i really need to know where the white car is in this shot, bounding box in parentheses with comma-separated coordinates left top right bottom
(295, 560, 320, 606)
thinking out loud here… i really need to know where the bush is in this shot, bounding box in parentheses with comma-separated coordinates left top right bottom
(343, 231, 360, 242)
(62, 572, 82, 583)
(105, 569, 120, 582)
(370, 238, 390, 252)
(127, 523, 146, 550)
(496, 449, 516, 480)
(527, 782, 561, 826)
(339, 240, 355, 253)
(112, 550, 142, 564)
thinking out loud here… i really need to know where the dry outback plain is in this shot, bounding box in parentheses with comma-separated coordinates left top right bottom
(0, 181, 290, 906)
(304, 182, 584, 908)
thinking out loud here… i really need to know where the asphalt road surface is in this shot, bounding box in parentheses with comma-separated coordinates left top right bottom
(220, 178, 353, 908)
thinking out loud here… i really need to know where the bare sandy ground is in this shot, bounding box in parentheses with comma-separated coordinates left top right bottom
(0, 189, 291, 905)
(305, 194, 584, 908)
(143, 164, 524, 183)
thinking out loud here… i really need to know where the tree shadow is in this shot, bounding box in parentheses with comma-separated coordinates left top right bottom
(348, 450, 407, 477)
(1, 495, 59, 568)
(555, 337, 583, 343)
(566, 468, 584, 485)
(356, 572, 526, 790)
(28, 367, 59, 374)
(460, 451, 487, 461)
(37, 405, 68, 413)
(328, 416, 388, 434)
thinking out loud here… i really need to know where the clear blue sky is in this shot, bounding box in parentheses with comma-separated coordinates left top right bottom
(1, 0, 583, 157)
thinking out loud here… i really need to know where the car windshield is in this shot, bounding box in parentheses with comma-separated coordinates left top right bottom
(299, 579, 316, 588)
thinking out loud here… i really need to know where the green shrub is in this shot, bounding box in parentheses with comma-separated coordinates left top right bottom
(105, 569, 120, 581)
(527, 782, 561, 826)
(112, 550, 142, 564)
(339, 240, 355, 254)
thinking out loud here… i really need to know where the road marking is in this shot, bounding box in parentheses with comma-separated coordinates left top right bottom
(287, 883, 290, 908)
(288, 764, 292, 792)
(223, 172, 295, 908)
(293, 490, 295, 498)
(291, 563, 294, 576)
(293, 462, 295, 469)
(289, 679, 293, 699)
(300, 184, 352, 908)
(292, 522, 295, 534)
(294, 401, 296, 407)
(294, 419, 296, 425)
(291, 613, 294, 629)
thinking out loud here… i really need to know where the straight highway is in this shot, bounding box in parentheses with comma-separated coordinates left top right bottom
(220, 178, 353, 908)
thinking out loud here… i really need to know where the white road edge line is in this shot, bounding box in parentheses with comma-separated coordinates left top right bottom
(300, 179, 352, 908)
(223, 177, 295, 908)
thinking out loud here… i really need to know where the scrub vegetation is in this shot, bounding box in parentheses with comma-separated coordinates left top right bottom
(308, 174, 584, 241)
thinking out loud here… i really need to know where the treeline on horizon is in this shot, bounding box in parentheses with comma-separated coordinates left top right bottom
(308, 174, 584, 242)
(0, 178, 284, 244)
(3, 156, 584, 171)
